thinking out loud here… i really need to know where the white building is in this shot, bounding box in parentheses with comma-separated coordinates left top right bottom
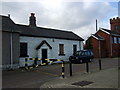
(1, 13, 84, 69)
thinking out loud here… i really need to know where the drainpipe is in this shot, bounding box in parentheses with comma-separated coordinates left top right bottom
(9, 14, 13, 69)
(110, 36, 113, 57)
(10, 29, 13, 69)
(79, 41, 81, 50)
(98, 40, 101, 58)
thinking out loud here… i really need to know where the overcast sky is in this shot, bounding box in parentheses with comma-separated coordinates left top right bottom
(1, 0, 118, 41)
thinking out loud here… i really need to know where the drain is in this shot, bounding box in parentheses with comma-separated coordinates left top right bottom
(72, 81, 93, 87)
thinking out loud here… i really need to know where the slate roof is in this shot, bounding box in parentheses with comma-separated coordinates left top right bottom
(1, 15, 15, 31)
(1, 15, 84, 41)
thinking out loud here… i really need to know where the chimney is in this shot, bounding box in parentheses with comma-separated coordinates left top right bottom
(29, 13, 36, 27)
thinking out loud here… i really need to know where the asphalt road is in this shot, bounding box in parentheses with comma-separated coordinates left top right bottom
(2, 58, 118, 88)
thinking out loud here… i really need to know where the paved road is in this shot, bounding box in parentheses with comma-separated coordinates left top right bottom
(2, 58, 118, 88)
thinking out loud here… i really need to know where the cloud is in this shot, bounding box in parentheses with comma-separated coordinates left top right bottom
(1, 1, 118, 41)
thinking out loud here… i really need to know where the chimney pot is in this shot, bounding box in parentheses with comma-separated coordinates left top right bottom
(8, 14, 10, 18)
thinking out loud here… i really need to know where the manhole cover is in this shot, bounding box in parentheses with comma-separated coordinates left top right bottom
(72, 81, 93, 87)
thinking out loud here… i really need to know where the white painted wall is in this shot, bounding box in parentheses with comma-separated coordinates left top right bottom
(20, 36, 83, 61)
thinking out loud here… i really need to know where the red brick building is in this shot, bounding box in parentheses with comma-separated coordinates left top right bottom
(85, 17, 120, 58)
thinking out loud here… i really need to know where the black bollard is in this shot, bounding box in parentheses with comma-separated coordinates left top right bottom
(86, 60, 89, 73)
(69, 62, 72, 76)
(62, 61, 65, 78)
(25, 58, 28, 70)
(99, 59, 102, 70)
(34, 58, 38, 68)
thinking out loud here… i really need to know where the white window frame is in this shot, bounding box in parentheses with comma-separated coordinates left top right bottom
(114, 37, 117, 44)
(119, 38, 120, 44)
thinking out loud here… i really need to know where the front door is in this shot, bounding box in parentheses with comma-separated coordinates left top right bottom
(42, 49, 47, 59)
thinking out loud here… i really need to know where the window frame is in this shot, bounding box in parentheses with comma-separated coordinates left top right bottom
(20, 42, 28, 57)
(59, 44, 65, 56)
(113, 37, 117, 44)
(114, 25, 119, 31)
(73, 45, 77, 55)
(119, 38, 120, 44)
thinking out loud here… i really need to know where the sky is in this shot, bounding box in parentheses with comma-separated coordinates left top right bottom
(1, 0, 119, 41)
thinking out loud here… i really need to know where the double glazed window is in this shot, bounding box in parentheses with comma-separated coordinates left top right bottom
(20, 43, 28, 57)
(113, 37, 120, 44)
(119, 38, 120, 44)
(59, 44, 65, 55)
(113, 37, 117, 44)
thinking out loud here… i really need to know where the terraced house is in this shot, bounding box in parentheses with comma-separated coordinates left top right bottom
(1, 13, 84, 69)
(85, 17, 120, 58)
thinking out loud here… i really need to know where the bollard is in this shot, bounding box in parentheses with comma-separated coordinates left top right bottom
(69, 61, 72, 76)
(86, 60, 89, 73)
(99, 59, 102, 70)
(34, 58, 38, 68)
(61, 61, 65, 78)
(25, 58, 28, 70)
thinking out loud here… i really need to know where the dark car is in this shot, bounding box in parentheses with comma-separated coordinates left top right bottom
(69, 50, 94, 64)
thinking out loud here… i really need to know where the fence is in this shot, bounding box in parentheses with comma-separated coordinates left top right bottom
(24, 58, 65, 78)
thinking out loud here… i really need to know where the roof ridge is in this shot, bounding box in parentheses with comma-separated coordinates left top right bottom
(16, 23, 73, 33)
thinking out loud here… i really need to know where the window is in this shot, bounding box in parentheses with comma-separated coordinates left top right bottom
(113, 37, 117, 44)
(73, 45, 77, 55)
(114, 26, 119, 31)
(59, 44, 65, 55)
(118, 38, 120, 43)
(20, 43, 28, 57)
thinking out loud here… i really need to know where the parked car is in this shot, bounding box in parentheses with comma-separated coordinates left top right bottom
(69, 50, 94, 64)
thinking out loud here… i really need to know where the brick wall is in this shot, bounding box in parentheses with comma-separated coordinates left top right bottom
(110, 17, 120, 33)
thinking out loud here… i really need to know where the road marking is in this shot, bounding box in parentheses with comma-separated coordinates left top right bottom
(36, 70, 59, 77)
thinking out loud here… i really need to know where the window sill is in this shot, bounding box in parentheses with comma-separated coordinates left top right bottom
(59, 54, 65, 56)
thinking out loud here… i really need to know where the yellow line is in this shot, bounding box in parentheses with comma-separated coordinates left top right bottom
(50, 61, 53, 63)
(32, 58, 35, 60)
(57, 59, 61, 61)
(62, 72, 64, 75)
(38, 58, 41, 60)
(62, 64, 64, 67)
(29, 67, 33, 69)
(36, 65, 39, 67)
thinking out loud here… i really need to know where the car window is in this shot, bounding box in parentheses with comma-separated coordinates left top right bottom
(80, 51, 84, 56)
(85, 51, 87, 56)
(75, 51, 80, 55)
(87, 51, 90, 56)
(89, 51, 93, 56)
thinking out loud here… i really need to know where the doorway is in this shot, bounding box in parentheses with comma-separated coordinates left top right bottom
(42, 49, 47, 59)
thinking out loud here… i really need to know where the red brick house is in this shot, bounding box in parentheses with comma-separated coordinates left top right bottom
(85, 17, 120, 58)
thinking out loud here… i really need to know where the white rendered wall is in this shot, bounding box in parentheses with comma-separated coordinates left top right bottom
(20, 36, 83, 61)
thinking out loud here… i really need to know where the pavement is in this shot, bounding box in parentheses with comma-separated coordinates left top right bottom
(40, 67, 118, 88)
